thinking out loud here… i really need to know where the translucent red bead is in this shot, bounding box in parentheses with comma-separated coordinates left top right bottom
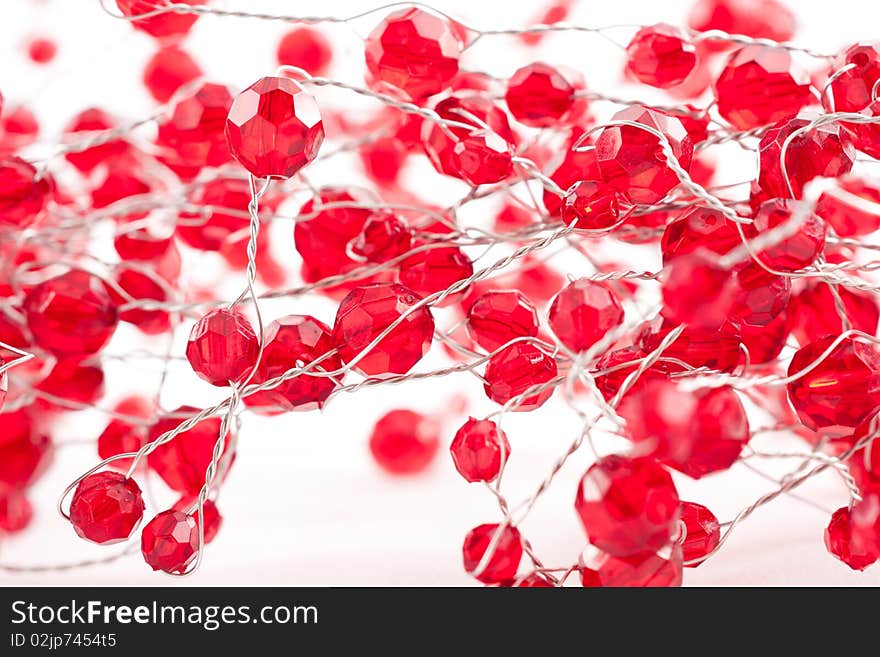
(450, 417, 510, 483)
(548, 279, 624, 353)
(505, 63, 575, 127)
(626, 24, 697, 89)
(69, 472, 145, 545)
(462, 523, 522, 584)
(141, 509, 199, 574)
(186, 309, 258, 387)
(368, 409, 440, 474)
(483, 343, 557, 411)
(466, 290, 538, 352)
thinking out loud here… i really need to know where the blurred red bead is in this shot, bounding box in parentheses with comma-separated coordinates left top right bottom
(0, 409, 51, 488)
(143, 45, 202, 103)
(26, 37, 57, 64)
(0, 486, 33, 534)
(789, 282, 879, 346)
(97, 396, 152, 470)
(688, 0, 796, 51)
(63, 108, 131, 174)
(0, 157, 52, 228)
(369, 409, 440, 474)
(505, 62, 575, 127)
(277, 27, 332, 75)
(626, 24, 697, 89)
(751, 198, 826, 271)
(815, 175, 880, 237)
(115, 1, 206, 41)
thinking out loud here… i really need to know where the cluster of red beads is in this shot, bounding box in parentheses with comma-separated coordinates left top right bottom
(2, 0, 880, 587)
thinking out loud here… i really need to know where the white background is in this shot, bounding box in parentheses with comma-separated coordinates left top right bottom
(2, 0, 880, 586)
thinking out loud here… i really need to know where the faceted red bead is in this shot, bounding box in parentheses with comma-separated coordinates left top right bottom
(638, 318, 743, 373)
(245, 315, 341, 413)
(504, 62, 574, 127)
(398, 246, 473, 301)
(450, 417, 510, 483)
(186, 308, 259, 387)
(350, 214, 412, 263)
(661, 206, 740, 264)
(679, 501, 721, 566)
(0, 409, 51, 488)
(483, 343, 558, 411)
(174, 496, 222, 544)
(63, 108, 131, 173)
(789, 283, 879, 347)
(147, 406, 231, 495)
(543, 137, 601, 216)
(815, 175, 880, 237)
(595, 105, 694, 204)
(619, 380, 750, 478)
(561, 180, 621, 230)
(0, 157, 52, 227)
(825, 498, 880, 570)
(787, 336, 880, 435)
(583, 546, 683, 587)
(740, 307, 791, 364)
(24, 270, 119, 357)
(225, 76, 324, 179)
(0, 361, 6, 412)
(368, 409, 440, 475)
(156, 82, 233, 179)
(143, 45, 202, 103)
(97, 396, 152, 470)
(750, 199, 826, 271)
(364, 8, 463, 100)
(758, 117, 855, 199)
(714, 46, 814, 130)
(115, 1, 205, 41)
(176, 177, 253, 251)
(277, 27, 332, 75)
(730, 264, 791, 328)
(422, 94, 515, 186)
(548, 279, 624, 353)
(462, 523, 523, 584)
(688, 0, 796, 49)
(332, 283, 434, 377)
(114, 265, 172, 335)
(575, 456, 679, 557)
(69, 472, 145, 544)
(141, 510, 199, 574)
(830, 42, 880, 112)
(0, 486, 33, 534)
(626, 24, 697, 89)
(466, 290, 539, 352)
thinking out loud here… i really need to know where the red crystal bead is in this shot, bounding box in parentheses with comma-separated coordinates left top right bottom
(24, 270, 118, 357)
(350, 213, 412, 263)
(688, 0, 796, 49)
(661, 206, 741, 263)
(583, 546, 683, 587)
(787, 336, 880, 435)
(575, 455, 680, 557)
(0, 486, 33, 534)
(844, 100, 880, 160)
(450, 417, 510, 483)
(398, 246, 473, 301)
(679, 501, 721, 566)
(143, 45, 202, 103)
(174, 496, 222, 544)
(141, 509, 199, 574)
(829, 43, 880, 112)
(595, 105, 694, 204)
(789, 282, 878, 346)
(626, 24, 697, 89)
(815, 175, 880, 237)
(730, 264, 791, 328)
(186, 308, 259, 387)
(0, 157, 52, 228)
(0, 409, 51, 488)
(561, 180, 621, 230)
(543, 136, 601, 216)
(662, 251, 736, 329)
(245, 315, 342, 414)
(35, 358, 105, 410)
(515, 573, 554, 587)
(504, 62, 575, 127)
(638, 317, 743, 373)
(466, 290, 539, 353)
(177, 177, 253, 251)
(97, 396, 152, 470)
(740, 307, 791, 364)
(147, 406, 231, 495)
(277, 27, 333, 75)
(758, 117, 855, 199)
(63, 108, 131, 174)
(115, 1, 205, 41)
(714, 45, 814, 130)
(548, 279, 624, 353)
(750, 199, 826, 271)
(364, 8, 463, 100)
(368, 409, 440, 475)
(825, 498, 880, 570)
(69, 472, 145, 544)
(225, 76, 324, 179)
(483, 343, 558, 412)
(462, 523, 523, 584)
(0, 107, 39, 156)
(114, 265, 172, 335)
(332, 283, 434, 377)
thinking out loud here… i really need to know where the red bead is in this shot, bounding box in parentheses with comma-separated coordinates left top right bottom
(829, 42, 880, 112)
(115, 1, 205, 41)
(740, 307, 791, 364)
(661, 206, 739, 263)
(462, 523, 523, 584)
(679, 501, 721, 566)
(35, 358, 105, 410)
(450, 417, 510, 483)
(515, 573, 554, 587)
(548, 279, 624, 353)
(156, 82, 233, 178)
(245, 315, 341, 413)
(626, 24, 697, 89)
(0, 107, 39, 156)
(758, 117, 855, 199)
(141, 510, 199, 574)
(277, 27, 332, 75)
(0, 157, 52, 227)
(114, 266, 172, 335)
(825, 498, 880, 570)
(0, 410, 51, 488)
(561, 180, 621, 230)
(24, 270, 119, 357)
(97, 396, 152, 470)
(662, 251, 735, 329)
(332, 283, 434, 377)
(730, 264, 791, 328)
(174, 496, 222, 544)
(466, 290, 538, 352)
(505, 63, 574, 127)
(714, 46, 814, 130)
(750, 199, 826, 271)
(483, 343, 557, 412)
(688, 0, 796, 49)
(69, 472, 145, 544)
(638, 318, 743, 373)
(225, 76, 324, 179)
(583, 546, 683, 587)
(815, 175, 880, 237)
(423, 94, 515, 185)
(575, 455, 679, 557)
(844, 100, 880, 159)
(365, 8, 463, 100)
(63, 108, 130, 174)
(368, 409, 440, 474)
(91, 169, 151, 213)
(787, 336, 880, 435)
(177, 177, 252, 251)
(398, 246, 473, 301)
(595, 105, 694, 204)
(0, 486, 33, 534)
(350, 213, 412, 263)
(543, 136, 600, 216)
(147, 406, 231, 495)
(143, 45, 202, 103)
(619, 380, 750, 478)
(26, 37, 57, 64)
(789, 282, 878, 347)
(186, 308, 259, 387)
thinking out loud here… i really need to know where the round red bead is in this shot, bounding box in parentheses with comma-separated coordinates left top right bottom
(69, 472, 145, 544)
(679, 501, 721, 566)
(505, 62, 575, 127)
(548, 279, 624, 353)
(368, 409, 440, 474)
(141, 509, 199, 574)
(825, 498, 880, 570)
(462, 523, 523, 584)
(466, 290, 538, 353)
(483, 343, 557, 411)
(626, 24, 697, 89)
(450, 417, 510, 483)
(277, 27, 333, 75)
(186, 309, 258, 387)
